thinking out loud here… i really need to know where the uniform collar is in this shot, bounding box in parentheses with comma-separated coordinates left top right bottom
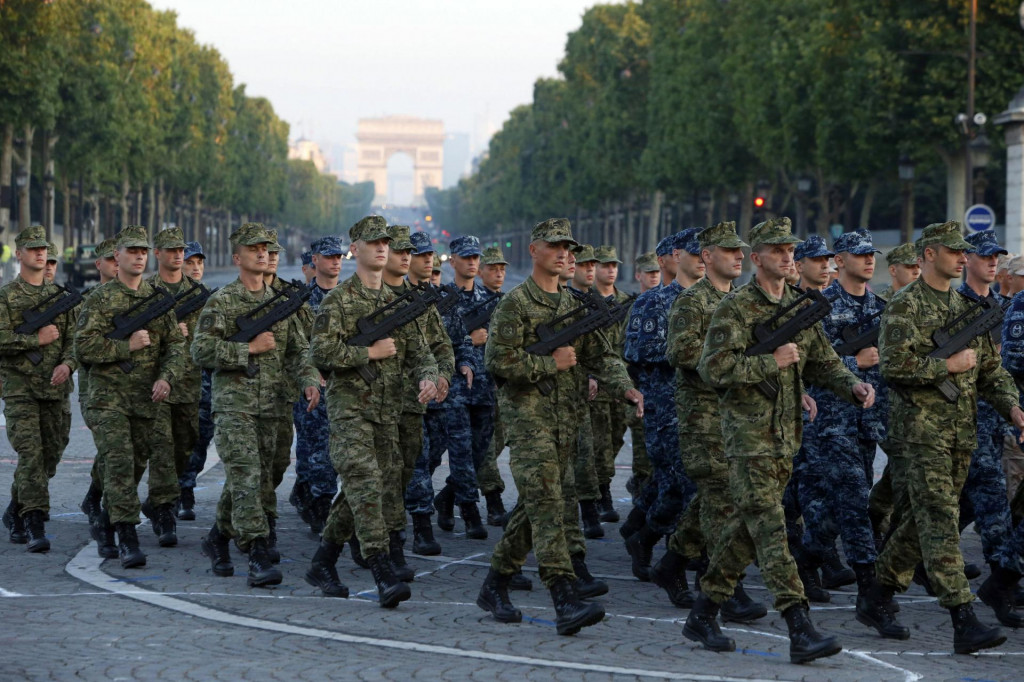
(524, 276, 563, 309)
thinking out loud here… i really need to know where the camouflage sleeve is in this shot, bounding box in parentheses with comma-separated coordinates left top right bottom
(74, 294, 133, 366)
(0, 294, 42, 355)
(442, 307, 475, 372)
(878, 295, 949, 387)
(623, 296, 646, 364)
(58, 305, 79, 372)
(296, 301, 315, 335)
(666, 294, 702, 370)
(426, 308, 455, 381)
(697, 297, 780, 388)
(579, 326, 633, 396)
(190, 296, 250, 370)
(801, 324, 859, 404)
(976, 332, 1019, 420)
(403, 314, 439, 384)
(484, 296, 558, 384)
(157, 311, 187, 386)
(285, 313, 319, 392)
(309, 297, 370, 371)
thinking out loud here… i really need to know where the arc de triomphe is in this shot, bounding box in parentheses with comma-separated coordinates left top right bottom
(356, 116, 444, 206)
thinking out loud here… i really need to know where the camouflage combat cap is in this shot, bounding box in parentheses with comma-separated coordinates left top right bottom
(1010, 255, 1024, 276)
(482, 245, 507, 265)
(15, 225, 48, 249)
(387, 225, 414, 251)
(697, 221, 747, 250)
(410, 232, 435, 256)
(674, 227, 703, 256)
(965, 229, 1008, 257)
(349, 215, 390, 242)
(833, 229, 881, 255)
(655, 235, 675, 256)
(749, 217, 802, 250)
(915, 220, 972, 254)
(230, 222, 273, 247)
(300, 249, 313, 266)
(794, 235, 832, 260)
(573, 244, 598, 262)
(266, 228, 283, 253)
(153, 226, 186, 249)
(94, 238, 118, 259)
(46, 241, 58, 262)
(595, 245, 622, 264)
(184, 241, 205, 260)
(432, 253, 442, 272)
(885, 242, 917, 266)
(634, 251, 659, 272)
(531, 218, 578, 246)
(313, 235, 345, 256)
(450, 234, 483, 257)
(117, 225, 151, 249)
(997, 252, 1016, 273)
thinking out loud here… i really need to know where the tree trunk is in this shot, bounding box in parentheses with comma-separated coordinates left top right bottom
(193, 187, 202, 243)
(61, 173, 70, 250)
(859, 178, 878, 229)
(156, 177, 165, 230)
(0, 123, 12, 236)
(41, 130, 58, 239)
(16, 124, 35, 229)
(739, 181, 754, 241)
(648, 190, 664, 257)
(120, 165, 130, 230)
(146, 183, 156, 235)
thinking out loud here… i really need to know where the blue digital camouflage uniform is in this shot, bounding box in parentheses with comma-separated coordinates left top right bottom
(1001, 290, 1024, 552)
(623, 229, 702, 535)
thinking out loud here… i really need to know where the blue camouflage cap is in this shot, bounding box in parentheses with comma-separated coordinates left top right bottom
(794, 234, 834, 260)
(410, 231, 434, 255)
(300, 249, 313, 266)
(965, 229, 1008, 257)
(675, 227, 703, 256)
(313, 235, 345, 256)
(450, 235, 483, 257)
(833, 228, 881, 255)
(183, 241, 205, 260)
(655, 236, 675, 256)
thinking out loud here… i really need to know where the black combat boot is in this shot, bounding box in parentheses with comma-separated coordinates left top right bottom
(411, 513, 441, 555)
(460, 502, 488, 540)
(265, 514, 281, 563)
(309, 495, 332, 535)
(782, 604, 842, 664)
(579, 500, 604, 539)
(618, 505, 645, 541)
(650, 549, 695, 608)
(201, 524, 234, 577)
(964, 562, 982, 580)
(682, 593, 736, 652)
(23, 510, 50, 553)
(797, 560, 831, 603)
(140, 498, 161, 538)
(476, 569, 523, 623)
(508, 570, 533, 591)
(625, 523, 661, 582)
(721, 581, 768, 623)
(155, 504, 177, 547)
(853, 563, 910, 639)
(96, 509, 118, 559)
(3, 500, 26, 544)
(549, 577, 605, 636)
(368, 551, 411, 608)
(289, 480, 313, 525)
(820, 546, 856, 589)
(484, 491, 507, 527)
(598, 484, 619, 522)
(570, 553, 609, 599)
(389, 530, 415, 582)
(349, 535, 370, 569)
(247, 537, 283, 587)
(115, 522, 146, 569)
(1014, 584, 1024, 608)
(434, 484, 455, 531)
(80, 483, 102, 525)
(977, 564, 1024, 629)
(305, 540, 349, 598)
(950, 602, 1006, 654)
(177, 487, 196, 521)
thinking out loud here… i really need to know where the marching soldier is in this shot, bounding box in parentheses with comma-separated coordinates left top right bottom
(178, 241, 211, 521)
(476, 245, 510, 526)
(878, 242, 920, 300)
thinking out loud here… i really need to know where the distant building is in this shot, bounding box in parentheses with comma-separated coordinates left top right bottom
(356, 115, 444, 206)
(443, 132, 471, 188)
(288, 138, 329, 174)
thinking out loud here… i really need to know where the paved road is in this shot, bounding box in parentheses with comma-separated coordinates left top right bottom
(2, 277, 1022, 680)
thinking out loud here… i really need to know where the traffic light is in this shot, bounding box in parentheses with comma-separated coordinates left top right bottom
(505, 241, 512, 248)
(753, 195, 766, 209)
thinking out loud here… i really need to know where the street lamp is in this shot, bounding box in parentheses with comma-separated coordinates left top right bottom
(898, 155, 916, 244)
(970, 133, 992, 205)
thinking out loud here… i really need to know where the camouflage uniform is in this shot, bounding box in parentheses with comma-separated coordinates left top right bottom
(486, 261, 635, 587)
(191, 226, 318, 551)
(311, 231, 438, 558)
(475, 245, 509, 500)
(0, 227, 78, 518)
(180, 369, 213, 489)
(75, 230, 187, 526)
(876, 223, 1019, 608)
(1002, 289, 1024, 539)
(697, 219, 861, 612)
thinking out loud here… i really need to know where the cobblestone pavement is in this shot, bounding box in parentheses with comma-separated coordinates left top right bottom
(2, 377, 1023, 681)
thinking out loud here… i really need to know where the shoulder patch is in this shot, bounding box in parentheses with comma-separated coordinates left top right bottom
(77, 310, 89, 328)
(498, 322, 517, 341)
(710, 327, 728, 347)
(199, 315, 215, 332)
(642, 318, 656, 333)
(313, 313, 330, 333)
(1009, 322, 1024, 340)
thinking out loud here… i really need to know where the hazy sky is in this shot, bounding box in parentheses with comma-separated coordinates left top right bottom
(150, 0, 606, 161)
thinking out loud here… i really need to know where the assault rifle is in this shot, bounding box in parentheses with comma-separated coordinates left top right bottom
(14, 284, 83, 365)
(928, 294, 1004, 403)
(105, 286, 176, 373)
(744, 288, 832, 399)
(174, 281, 215, 321)
(833, 305, 886, 356)
(345, 282, 442, 384)
(566, 288, 636, 327)
(227, 279, 310, 377)
(462, 292, 503, 332)
(526, 292, 631, 396)
(433, 283, 462, 316)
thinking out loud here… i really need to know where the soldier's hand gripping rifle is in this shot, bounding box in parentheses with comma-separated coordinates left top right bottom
(174, 281, 216, 321)
(462, 292, 503, 332)
(743, 288, 832, 399)
(833, 305, 886, 356)
(525, 293, 629, 396)
(928, 294, 1004, 403)
(104, 286, 176, 373)
(14, 284, 83, 365)
(227, 279, 310, 377)
(345, 282, 442, 384)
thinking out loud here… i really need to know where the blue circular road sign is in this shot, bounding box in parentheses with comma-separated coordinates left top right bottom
(964, 204, 997, 232)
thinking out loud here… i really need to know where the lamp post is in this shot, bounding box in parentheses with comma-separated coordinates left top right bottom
(14, 167, 28, 230)
(899, 155, 916, 244)
(969, 133, 992, 205)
